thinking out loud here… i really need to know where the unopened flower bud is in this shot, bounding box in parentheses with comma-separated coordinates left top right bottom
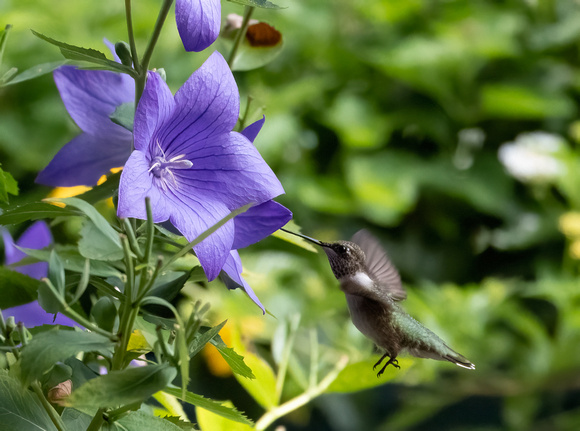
(47, 380, 72, 405)
(115, 41, 133, 67)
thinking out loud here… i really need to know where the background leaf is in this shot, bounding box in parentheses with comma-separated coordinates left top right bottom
(20, 330, 114, 385)
(0, 267, 40, 308)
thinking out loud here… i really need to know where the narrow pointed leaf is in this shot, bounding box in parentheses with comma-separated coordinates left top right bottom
(2, 61, 70, 86)
(0, 202, 79, 225)
(209, 335, 254, 379)
(189, 321, 227, 358)
(20, 330, 114, 386)
(48, 249, 65, 293)
(78, 219, 124, 261)
(163, 386, 253, 426)
(31, 30, 132, 74)
(0, 165, 18, 203)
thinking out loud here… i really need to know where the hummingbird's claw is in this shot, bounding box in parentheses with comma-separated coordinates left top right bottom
(375, 357, 400, 377)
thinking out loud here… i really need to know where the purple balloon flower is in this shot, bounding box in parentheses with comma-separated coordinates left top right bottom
(117, 51, 286, 281)
(176, 0, 221, 52)
(1, 222, 78, 328)
(36, 41, 134, 187)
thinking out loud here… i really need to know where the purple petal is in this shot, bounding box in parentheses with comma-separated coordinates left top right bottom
(158, 52, 239, 154)
(117, 151, 171, 222)
(233, 201, 292, 250)
(2, 221, 52, 279)
(176, 0, 221, 52)
(54, 66, 134, 135)
(241, 116, 265, 144)
(221, 250, 265, 313)
(36, 131, 132, 187)
(2, 301, 79, 328)
(179, 132, 285, 208)
(134, 72, 176, 152)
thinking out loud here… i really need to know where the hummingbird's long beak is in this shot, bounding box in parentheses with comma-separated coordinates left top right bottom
(280, 228, 329, 247)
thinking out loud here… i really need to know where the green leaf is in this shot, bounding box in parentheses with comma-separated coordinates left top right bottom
(115, 411, 189, 430)
(110, 102, 135, 132)
(227, 0, 284, 9)
(0, 267, 40, 308)
(90, 297, 118, 333)
(197, 400, 254, 431)
(62, 408, 93, 430)
(0, 369, 58, 431)
(0, 202, 79, 225)
(209, 335, 254, 379)
(45, 197, 122, 256)
(0, 24, 12, 69)
(76, 171, 121, 205)
(19, 246, 123, 278)
(220, 35, 284, 72)
(0, 165, 18, 203)
(31, 30, 132, 75)
(66, 363, 177, 409)
(48, 250, 65, 293)
(79, 219, 124, 261)
(163, 386, 253, 426)
(190, 321, 227, 358)
(230, 348, 276, 408)
(325, 356, 413, 393)
(1, 61, 70, 87)
(20, 330, 114, 385)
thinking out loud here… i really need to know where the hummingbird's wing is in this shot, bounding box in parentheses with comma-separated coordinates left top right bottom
(351, 230, 407, 301)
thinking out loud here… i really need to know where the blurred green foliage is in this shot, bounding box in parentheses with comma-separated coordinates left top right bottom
(2, 0, 580, 430)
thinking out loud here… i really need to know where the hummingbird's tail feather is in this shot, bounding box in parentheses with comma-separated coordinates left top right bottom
(443, 352, 475, 370)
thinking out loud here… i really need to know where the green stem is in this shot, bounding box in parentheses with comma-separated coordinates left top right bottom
(87, 408, 107, 431)
(227, 6, 254, 68)
(255, 355, 349, 431)
(32, 381, 67, 431)
(275, 315, 300, 403)
(124, 0, 140, 73)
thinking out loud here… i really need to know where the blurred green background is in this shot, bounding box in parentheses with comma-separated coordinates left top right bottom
(2, 0, 580, 430)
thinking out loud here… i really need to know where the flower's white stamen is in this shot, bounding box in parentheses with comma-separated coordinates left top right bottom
(148, 140, 192, 190)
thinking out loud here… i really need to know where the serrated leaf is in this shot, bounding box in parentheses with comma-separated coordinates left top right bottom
(1, 61, 70, 87)
(115, 411, 187, 430)
(190, 321, 227, 358)
(0, 202, 79, 225)
(209, 335, 254, 379)
(161, 415, 197, 430)
(31, 30, 132, 75)
(79, 219, 124, 261)
(0, 369, 58, 431)
(18, 246, 123, 278)
(66, 363, 177, 409)
(0, 267, 41, 308)
(110, 102, 135, 132)
(20, 330, 114, 386)
(325, 356, 413, 393)
(228, 0, 284, 9)
(163, 386, 253, 426)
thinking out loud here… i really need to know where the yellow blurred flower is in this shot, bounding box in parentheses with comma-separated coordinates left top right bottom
(569, 239, 580, 260)
(559, 212, 580, 238)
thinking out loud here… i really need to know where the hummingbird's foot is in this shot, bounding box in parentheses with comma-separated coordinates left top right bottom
(373, 352, 390, 370)
(376, 357, 400, 377)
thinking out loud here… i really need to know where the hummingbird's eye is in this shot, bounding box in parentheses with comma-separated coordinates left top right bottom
(336, 245, 349, 255)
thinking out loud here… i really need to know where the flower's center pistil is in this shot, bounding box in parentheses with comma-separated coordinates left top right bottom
(148, 141, 192, 190)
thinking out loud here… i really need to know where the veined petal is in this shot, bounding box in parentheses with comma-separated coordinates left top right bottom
(36, 131, 132, 187)
(167, 195, 234, 281)
(221, 250, 265, 313)
(241, 116, 265, 144)
(176, 0, 221, 52)
(233, 201, 292, 250)
(135, 71, 176, 152)
(54, 66, 133, 135)
(159, 52, 239, 155)
(117, 151, 172, 222)
(178, 131, 284, 208)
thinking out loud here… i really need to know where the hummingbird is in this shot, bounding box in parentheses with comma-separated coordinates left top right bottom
(282, 228, 475, 376)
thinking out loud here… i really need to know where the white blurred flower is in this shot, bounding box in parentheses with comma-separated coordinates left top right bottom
(498, 132, 566, 183)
